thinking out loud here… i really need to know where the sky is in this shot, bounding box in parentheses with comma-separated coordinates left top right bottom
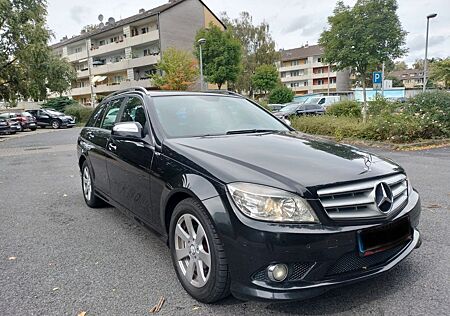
(47, 0, 449, 65)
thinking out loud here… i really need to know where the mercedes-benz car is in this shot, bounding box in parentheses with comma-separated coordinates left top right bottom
(77, 88, 421, 303)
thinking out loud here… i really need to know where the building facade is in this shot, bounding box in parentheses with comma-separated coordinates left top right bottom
(278, 44, 350, 95)
(51, 0, 224, 105)
(388, 69, 425, 88)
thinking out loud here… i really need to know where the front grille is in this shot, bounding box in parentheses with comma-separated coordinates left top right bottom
(317, 173, 408, 220)
(325, 243, 407, 277)
(252, 262, 315, 283)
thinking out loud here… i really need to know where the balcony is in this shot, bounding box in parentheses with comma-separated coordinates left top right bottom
(279, 63, 309, 72)
(91, 55, 159, 76)
(90, 30, 159, 57)
(290, 86, 309, 92)
(94, 79, 154, 94)
(312, 83, 337, 90)
(71, 86, 91, 96)
(281, 74, 310, 82)
(312, 72, 337, 79)
(67, 51, 88, 62)
(77, 69, 89, 78)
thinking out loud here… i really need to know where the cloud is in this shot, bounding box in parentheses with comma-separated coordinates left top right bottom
(407, 34, 447, 53)
(70, 5, 90, 24)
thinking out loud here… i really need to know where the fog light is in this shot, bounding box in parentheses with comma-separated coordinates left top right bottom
(267, 263, 288, 282)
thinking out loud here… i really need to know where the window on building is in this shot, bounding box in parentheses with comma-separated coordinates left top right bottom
(330, 77, 337, 84)
(141, 27, 149, 34)
(290, 70, 300, 77)
(291, 60, 299, 66)
(303, 81, 308, 86)
(317, 57, 323, 63)
(280, 72, 286, 78)
(74, 47, 82, 53)
(316, 79, 324, 85)
(131, 28, 139, 37)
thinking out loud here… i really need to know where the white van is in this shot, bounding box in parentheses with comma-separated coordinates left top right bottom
(304, 96, 340, 108)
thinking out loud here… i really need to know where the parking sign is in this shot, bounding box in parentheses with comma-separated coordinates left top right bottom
(373, 72, 382, 84)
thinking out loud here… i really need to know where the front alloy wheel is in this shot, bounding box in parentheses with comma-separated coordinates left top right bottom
(170, 198, 230, 303)
(174, 214, 212, 288)
(51, 120, 60, 129)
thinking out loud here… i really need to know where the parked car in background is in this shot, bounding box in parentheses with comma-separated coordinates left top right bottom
(0, 118, 13, 135)
(27, 109, 76, 129)
(0, 112, 37, 131)
(0, 113, 21, 133)
(304, 96, 340, 108)
(274, 103, 324, 119)
(267, 104, 286, 112)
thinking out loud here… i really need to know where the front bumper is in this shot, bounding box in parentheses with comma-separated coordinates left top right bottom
(203, 190, 421, 301)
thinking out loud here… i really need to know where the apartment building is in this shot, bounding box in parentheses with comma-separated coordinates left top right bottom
(388, 69, 425, 88)
(51, 0, 224, 105)
(278, 44, 350, 95)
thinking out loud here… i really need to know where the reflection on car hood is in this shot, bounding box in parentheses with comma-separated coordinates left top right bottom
(163, 131, 403, 192)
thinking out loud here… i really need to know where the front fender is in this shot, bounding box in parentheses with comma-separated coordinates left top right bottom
(159, 173, 229, 233)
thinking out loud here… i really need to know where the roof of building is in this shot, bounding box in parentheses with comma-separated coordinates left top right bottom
(280, 44, 323, 61)
(51, 0, 225, 49)
(389, 69, 424, 80)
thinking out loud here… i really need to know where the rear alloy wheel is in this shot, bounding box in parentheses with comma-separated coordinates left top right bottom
(81, 161, 104, 208)
(51, 119, 61, 129)
(169, 198, 230, 303)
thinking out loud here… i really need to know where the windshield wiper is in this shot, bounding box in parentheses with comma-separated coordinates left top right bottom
(226, 129, 280, 135)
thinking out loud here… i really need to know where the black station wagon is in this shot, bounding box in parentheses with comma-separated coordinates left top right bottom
(77, 87, 421, 303)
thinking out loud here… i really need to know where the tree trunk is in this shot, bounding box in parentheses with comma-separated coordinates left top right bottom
(217, 83, 222, 90)
(361, 73, 368, 123)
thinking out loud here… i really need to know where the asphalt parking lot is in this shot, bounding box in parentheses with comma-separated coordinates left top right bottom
(0, 127, 449, 316)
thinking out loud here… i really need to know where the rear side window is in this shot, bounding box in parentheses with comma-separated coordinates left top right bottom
(318, 98, 325, 105)
(119, 96, 147, 128)
(86, 103, 107, 127)
(100, 98, 123, 130)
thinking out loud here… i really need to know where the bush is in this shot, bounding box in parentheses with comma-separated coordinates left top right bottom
(406, 91, 450, 136)
(268, 85, 295, 104)
(326, 100, 362, 118)
(367, 95, 401, 116)
(41, 97, 78, 112)
(64, 105, 94, 123)
(291, 116, 365, 141)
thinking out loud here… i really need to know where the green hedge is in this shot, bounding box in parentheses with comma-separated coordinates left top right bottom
(326, 100, 362, 118)
(64, 105, 94, 123)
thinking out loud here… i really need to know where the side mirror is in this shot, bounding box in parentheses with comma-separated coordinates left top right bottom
(112, 122, 143, 139)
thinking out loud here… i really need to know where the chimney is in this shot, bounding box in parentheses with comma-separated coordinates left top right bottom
(305, 41, 309, 48)
(139, 8, 145, 14)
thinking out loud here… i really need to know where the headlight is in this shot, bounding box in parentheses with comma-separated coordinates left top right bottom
(227, 182, 319, 223)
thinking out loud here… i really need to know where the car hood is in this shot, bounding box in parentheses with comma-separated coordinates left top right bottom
(163, 131, 403, 195)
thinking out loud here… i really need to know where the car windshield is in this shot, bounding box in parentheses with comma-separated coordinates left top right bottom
(152, 95, 289, 138)
(278, 104, 299, 113)
(307, 97, 321, 104)
(46, 110, 64, 116)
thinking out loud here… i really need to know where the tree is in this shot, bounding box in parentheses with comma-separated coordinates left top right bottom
(268, 85, 294, 104)
(0, 0, 75, 104)
(194, 24, 241, 90)
(151, 47, 198, 91)
(319, 0, 407, 122)
(221, 12, 279, 96)
(413, 59, 424, 70)
(46, 54, 76, 96)
(251, 64, 279, 96)
(394, 61, 408, 71)
(430, 57, 450, 89)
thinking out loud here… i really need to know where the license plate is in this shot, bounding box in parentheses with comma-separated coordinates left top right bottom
(357, 217, 412, 257)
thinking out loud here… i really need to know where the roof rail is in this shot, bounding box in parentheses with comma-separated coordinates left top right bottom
(106, 87, 149, 98)
(201, 90, 242, 97)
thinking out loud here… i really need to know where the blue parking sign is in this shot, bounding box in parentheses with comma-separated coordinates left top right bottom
(373, 72, 382, 84)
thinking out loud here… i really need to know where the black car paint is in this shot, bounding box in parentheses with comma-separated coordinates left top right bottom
(77, 91, 421, 301)
(274, 103, 325, 119)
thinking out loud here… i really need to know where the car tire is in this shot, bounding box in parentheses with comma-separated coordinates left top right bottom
(169, 198, 230, 303)
(30, 127, 37, 131)
(81, 161, 104, 208)
(51, 119, 61, 129)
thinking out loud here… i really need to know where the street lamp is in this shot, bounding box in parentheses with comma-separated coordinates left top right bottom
(197, 38, 206, 90)
(423, 13, 437, 92)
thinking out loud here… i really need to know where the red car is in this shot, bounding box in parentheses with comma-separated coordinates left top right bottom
(0, 112, 37, 131)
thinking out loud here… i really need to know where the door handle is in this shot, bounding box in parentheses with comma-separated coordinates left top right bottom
(108, 143, 117, 151)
